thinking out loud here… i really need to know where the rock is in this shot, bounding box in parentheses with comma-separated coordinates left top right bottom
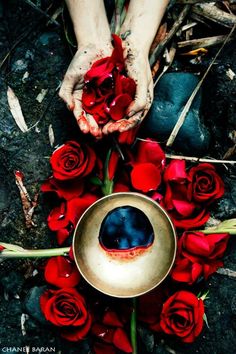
(214, 174, 236, 219)
(141, 72, 210, 155)
(138, 325, 155, 353)
(24, 286, 48, 325)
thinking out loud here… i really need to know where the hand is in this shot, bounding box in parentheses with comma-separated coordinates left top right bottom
(102, 39, 154, 135)
(59, 43, 112, 138)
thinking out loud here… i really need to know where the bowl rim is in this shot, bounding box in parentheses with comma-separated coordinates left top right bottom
(72, 192, 177, 298)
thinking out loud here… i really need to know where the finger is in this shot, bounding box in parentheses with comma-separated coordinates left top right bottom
(107, 120, 127, 134)
(118, 114, 143, 132)
(73, 91, 90, 134)
(59, 73, 79, 109)
(102, 121, 115, 135)
(86, 114, 102, 138)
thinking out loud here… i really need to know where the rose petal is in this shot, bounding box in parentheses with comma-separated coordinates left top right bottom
(103, 310, 123, 327)
(131, 163, 162, 193)
(44, 256, 81, 288)
(113, 328, 132, 353)
(108, 94, 132, 121)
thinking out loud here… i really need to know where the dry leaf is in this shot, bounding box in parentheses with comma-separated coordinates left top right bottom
(7, 86, 28, 132)
(48, 124, 55, 147)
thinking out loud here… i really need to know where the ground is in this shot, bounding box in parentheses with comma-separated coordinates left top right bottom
(0, 1, 236, 354)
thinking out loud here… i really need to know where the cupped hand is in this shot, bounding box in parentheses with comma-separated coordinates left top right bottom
(102, 39, 153, 135)
(59, 43, 112, 138)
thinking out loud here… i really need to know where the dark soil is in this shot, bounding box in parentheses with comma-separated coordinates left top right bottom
(0, 1, 236, 354)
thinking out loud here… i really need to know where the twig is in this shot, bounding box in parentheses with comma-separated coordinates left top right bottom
(21, 0, 60, 27)
(176, 0, 236, 3)
(216, 268, 236, 279)
(149, 5, 191, 66)
(166, 24, 236, 147)
(192, 3, 236, 28)
(154, 45, 176, 86)
(165, 153, 236, 165)
(178, 34, 235, 49)
(14, 171, 37, 228)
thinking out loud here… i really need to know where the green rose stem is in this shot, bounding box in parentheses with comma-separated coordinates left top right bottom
(131, 297, 138, 354)
(198, 219, 236, 235)
(112, 0, 126, 35)
(0, 243, 70, 258)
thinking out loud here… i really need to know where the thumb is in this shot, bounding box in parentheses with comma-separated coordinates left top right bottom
(59, 73, 78, 109)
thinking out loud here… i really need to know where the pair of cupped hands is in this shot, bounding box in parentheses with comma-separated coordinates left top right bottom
(59, 36, 153, 139)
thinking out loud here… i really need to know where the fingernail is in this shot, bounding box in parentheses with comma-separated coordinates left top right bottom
(127, 110, 135, 118)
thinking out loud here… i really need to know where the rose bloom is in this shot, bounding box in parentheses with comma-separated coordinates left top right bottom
(188, 163, 224, 204)
(82, 35, 136, 125)
(159, 290, 205, 343)
(40, 288, 91, 341)
(50, 141, 96, 181)
(44, 256, 81, 288)
(171, 231, 230, 284)
(162, 160, 210, 229)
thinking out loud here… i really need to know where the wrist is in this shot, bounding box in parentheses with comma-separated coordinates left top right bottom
(122, 33, 150, 57)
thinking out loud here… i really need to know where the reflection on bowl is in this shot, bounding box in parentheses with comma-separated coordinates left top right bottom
(73, 192, 176, 298)
(99, 205, 154, 256)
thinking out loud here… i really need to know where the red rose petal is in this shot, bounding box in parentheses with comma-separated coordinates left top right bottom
(44, 256, 81, 288)
(103, 310, 123, 327)
(131, 163, 162, 193)
(111, 34, 125, 71)
(172, 199, 196, 217)
(41, 177, 84, 200)
(108, 94, 132, 121)
(92, 323, 115, 343)
(113, 328, 132, 353)
(118, 126, 139, 145)
(93, 342, 116, 354)
(85, 57, 114, 83)
(164, 160, 187, 182)
(136, 139, 165, 168)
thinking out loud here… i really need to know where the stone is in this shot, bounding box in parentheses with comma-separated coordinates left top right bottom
(141, 72, 210, 155)
(24, 286, 48, 325)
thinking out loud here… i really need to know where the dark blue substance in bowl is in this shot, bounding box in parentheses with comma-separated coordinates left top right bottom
(99, 206, 154, 250)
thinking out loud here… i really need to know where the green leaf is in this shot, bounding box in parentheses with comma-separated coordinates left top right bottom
(89, 176, 103, 186)
(198, 290, 210, 301)
(203, 313, 210, 329)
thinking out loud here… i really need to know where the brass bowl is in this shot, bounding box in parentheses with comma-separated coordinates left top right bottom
(73, 192, 176, 298)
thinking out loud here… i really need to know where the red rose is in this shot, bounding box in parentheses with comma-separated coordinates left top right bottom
(162, 160, 210, 229)
(48, 194, 97, 245)
(44, 256, 81, 288)
(188, 163, 224, 204)
(171, 231, 230, 284)
(40, 288, 91, 341)
(159, 290, 205, 343)
(130, 139, 165, 193)
(50, 141, 96, 181)
(82, 35, 136, 125)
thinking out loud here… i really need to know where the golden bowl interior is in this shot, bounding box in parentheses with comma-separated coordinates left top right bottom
(73, 192, 176, 298)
